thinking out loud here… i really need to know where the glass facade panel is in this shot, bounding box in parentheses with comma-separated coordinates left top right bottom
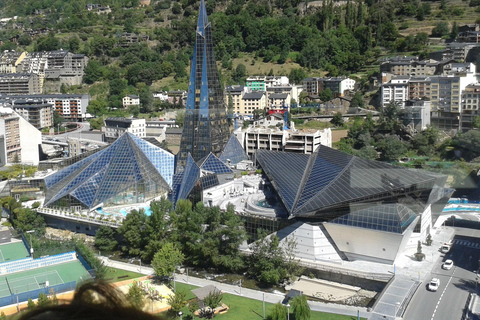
(44, 133, 174, 209)
(198, 153, 233, 174)
(330, 204, 417, 234)
(256, 145, 445, 219)
(177, 0, 230, 168)
(219, 134, 249, 165)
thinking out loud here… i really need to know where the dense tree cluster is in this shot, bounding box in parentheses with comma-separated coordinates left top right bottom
(96, 198, 301, 285)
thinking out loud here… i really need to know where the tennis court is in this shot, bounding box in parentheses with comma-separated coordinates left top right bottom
(0, 242, 29, 262)
(0, 260, 90, 298)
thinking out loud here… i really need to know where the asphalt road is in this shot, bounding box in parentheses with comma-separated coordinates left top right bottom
(404, 228, 480, 320)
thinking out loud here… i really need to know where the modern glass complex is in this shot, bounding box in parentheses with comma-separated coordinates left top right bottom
(44, 133, 174, 209)
(256, 146, 448, 219)
(177, 0, 230, 167)
(219, 135, 249, 165)
(330, 204, 418, 234)
(171, 151, 234, 204)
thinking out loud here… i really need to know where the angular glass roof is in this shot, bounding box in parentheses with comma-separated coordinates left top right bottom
(172, 153, 200, 203)
(44, 133, 174, 209)
(329, 204, 418, 234)
(197, 152, 233, 174)
(219, 134, 249, 165)
(256, 146, 441, 217)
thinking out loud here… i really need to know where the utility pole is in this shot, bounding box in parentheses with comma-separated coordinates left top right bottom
(263, 292, 265, 319)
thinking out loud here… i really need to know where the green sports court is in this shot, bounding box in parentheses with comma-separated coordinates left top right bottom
(0, 260, 90, 298)
(0, 242, 30, 262)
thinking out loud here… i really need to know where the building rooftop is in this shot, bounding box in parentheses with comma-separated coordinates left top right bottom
(243, 92, 265, 99)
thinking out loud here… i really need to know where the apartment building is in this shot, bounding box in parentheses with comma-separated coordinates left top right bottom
(103, 117, 146, 143)
(402, 99, 431, 132)
(302, 77, 355, 97)
(430, 72, 476, 113)
(461, 83, 480, 129)
(10, 100, 53, 129)
(0, 73, 41, 94)
(284, 129, 332, 154)
(0, 51, 27, 73)
(4, 94, 90, 121)
(267, 93, 290, 111)
(246, 76, 289, 91)
(380, 58, 438, 77)
(381, 76, 410, 107)
(241, 126, 332, 156)
(242, 92, 266, 115)
(225, 85, 246, 115)
(408, 77, 431, 100)
(0, 106, 41, 165)
(122, 95, 140, 107)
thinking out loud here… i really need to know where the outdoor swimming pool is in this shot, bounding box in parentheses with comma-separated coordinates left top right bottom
(96, 207, 152, 217)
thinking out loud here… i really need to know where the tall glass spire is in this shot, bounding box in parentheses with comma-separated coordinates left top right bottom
(177, 0, 230, 168)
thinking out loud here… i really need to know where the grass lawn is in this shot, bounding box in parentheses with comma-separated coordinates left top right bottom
(103, 267, 144, 282)
(168, 282, 365, 320)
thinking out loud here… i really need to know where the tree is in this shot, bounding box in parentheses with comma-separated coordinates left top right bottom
(268, 303, 288, 320)
(375, 135, 408, 161)
(84, 60, 103, 84)
(318, 88, 333, 102)
(291, 295, 310, 320)
(127, 281, 145, 310)
(330, 112, 344, 127)
(151, 242, 184, 278)
(431, 22, 449, 37)
(233, 64, 246, 82)
(68, 37, 81, 52)
(95, 226, 118, 252)
(36, 293, 50, 308)
(248, 234, 300, 285)
(27, 298, 36, 311)
(167, 290, 187, 314)
(350, 92, 364, 109)
(175, 109, 185, 127)
(117, 209, 147, 256)
(289, 68, 307, 85)
(203, 289, 223, 318)
(472, 115, 480, 129)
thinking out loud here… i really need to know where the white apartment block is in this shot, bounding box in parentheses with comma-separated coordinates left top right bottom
(103, 117, 146, 143)
(303, 77, 355, 97)
(381, 77, 410, 107)
(123, 95, 140, 107)
(0, 106, 41, 165)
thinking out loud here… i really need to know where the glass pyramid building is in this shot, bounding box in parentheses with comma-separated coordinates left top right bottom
(177, 0, 230, 168)
(171, 151, 233, 204)
(219, 134, 249, 165)
(44, 133, 174, 209)
(256, 146, 446, 219)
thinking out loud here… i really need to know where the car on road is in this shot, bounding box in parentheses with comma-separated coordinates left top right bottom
(441, 244, 451, 253)
(442, 259, 454, 270)
(428, 278, 440, 291)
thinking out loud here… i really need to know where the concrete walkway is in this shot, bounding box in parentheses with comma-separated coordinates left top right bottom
(100, 256, 370, 319)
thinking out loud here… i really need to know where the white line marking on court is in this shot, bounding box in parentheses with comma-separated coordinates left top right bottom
(34, 276, 40, 289)
(55, 270, 64, 284)
(0, 249, 5, 262)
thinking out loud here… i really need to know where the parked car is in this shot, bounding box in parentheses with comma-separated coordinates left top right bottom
(442, 259, 454, 270)
(428, 278, 440, 291)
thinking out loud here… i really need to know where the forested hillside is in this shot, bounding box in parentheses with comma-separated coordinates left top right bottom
(0, 0, 476, 115)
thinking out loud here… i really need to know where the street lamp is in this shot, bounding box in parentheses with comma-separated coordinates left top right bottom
(286, 304, 290, 320)
(26, 230, 34, 256)
(178, 311, 182, 320)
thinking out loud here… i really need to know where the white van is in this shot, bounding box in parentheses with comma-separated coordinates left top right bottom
(441, 244, 451, 253)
